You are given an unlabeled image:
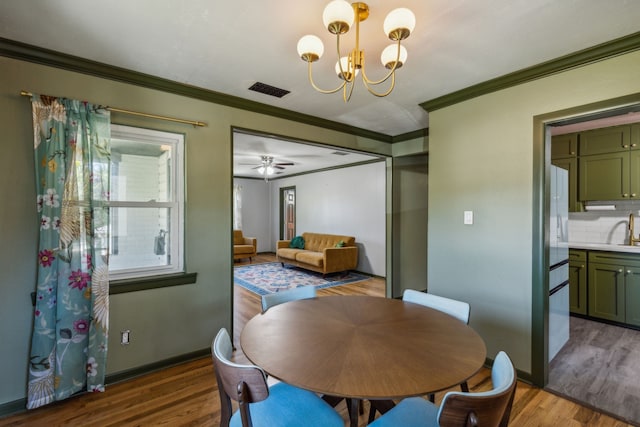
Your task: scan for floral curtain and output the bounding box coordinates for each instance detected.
[233,184,242,230]
[27,95,111,409]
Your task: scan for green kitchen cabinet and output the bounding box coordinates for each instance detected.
[579,151,628,201]
[579,125,632,156]
[578,125,640,201]
[625,266,640,327]
[551,133,580,211]
[588,260,625,322]
[587,251,640,325]
[569,250,587,315]
[551,133,578,159]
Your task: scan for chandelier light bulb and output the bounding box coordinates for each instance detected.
[335,56,359,80]
[384,8,416,40]
[381,44,408,69]
[323,0,355,34]
[297,35,324,62]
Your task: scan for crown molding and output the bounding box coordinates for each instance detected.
[391,127,429,143]
[420,31,640,113]
[0,37,393,143]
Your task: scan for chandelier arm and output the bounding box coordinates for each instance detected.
[343,79,357,102]
[336,34,355,83]
[307,60,346,94]
[361,40,401,86]
[363,71,396,97]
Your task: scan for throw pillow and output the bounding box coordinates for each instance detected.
[335,240,345,247]
[290,235,305,249]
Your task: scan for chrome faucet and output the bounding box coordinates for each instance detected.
[630,213,640,246]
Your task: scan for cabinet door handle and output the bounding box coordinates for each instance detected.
[633,144,637,148]
[624,144,630,148]
[623,193,629,197]
[619,269,623,273]
[580,265,585,269]
[571,151,576,155]
[633,194,637,197]
[628,270,632,274]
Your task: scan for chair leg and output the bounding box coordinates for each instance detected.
[428,393,435,402]
[461,380,469,392]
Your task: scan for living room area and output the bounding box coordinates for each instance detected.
[232,132,388,280]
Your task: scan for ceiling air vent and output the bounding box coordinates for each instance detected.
[248,82,290,98]
[331,151,349,156]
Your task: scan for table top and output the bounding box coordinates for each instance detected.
[240,295,486,400]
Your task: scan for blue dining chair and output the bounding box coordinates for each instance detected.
[261,286,317,312]
[403,289,470,324]
[403,289,471,396]
[211,328,344,427]
[368,351,517,427]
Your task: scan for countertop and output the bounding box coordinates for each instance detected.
[569,242,640,253]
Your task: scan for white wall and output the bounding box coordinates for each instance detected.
[246,161,388,276]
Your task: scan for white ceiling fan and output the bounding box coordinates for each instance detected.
[246,155,294,181]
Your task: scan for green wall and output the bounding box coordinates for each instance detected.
[0,56,394,407]
[427,50,640,377]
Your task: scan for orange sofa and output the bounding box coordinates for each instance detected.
[276,232,358,275]
[233,230,257,261]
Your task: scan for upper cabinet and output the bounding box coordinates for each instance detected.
[579,125,634,156]
[579,124,640,201]
[552,133,580,211]
[553,124,640,204]
[551,133,578,159]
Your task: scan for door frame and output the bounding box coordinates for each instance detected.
[531,93,640,387]
[279,186,296,240]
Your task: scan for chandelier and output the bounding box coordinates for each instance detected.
[297,1,415,102]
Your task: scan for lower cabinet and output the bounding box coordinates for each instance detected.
[569,250,587,315]
[587,251,640,326]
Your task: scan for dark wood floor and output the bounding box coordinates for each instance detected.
[0,254,633,426]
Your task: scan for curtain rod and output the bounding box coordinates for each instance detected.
[20,91,207,127]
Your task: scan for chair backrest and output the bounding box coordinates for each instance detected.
[212,328,270,427]
[437,351,517,427]
[261,286,317,312]
[402,289,470,324]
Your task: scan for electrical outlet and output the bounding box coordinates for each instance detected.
[121,330,130,345]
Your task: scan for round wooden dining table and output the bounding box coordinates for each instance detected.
[240,295,486,427]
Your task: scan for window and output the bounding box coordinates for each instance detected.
[105,125,185,280]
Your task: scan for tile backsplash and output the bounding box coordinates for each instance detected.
[570,201,640,245]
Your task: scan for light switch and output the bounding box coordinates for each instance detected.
[464,210,473,225]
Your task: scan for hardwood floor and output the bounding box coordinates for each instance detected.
[0,254,633,426]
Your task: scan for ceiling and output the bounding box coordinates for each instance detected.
[2,1,640,136]
[2,1,639,177]
[233,131,383,179]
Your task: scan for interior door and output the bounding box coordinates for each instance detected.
[281,187,296,240]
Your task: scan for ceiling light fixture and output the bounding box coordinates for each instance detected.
[258,156,276,182]
[297,1,415,102]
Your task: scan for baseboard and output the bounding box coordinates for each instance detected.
[0,348,210,419]
[105,348,210,384]
[0,398,27,419]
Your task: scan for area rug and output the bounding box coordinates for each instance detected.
[234,262,369,296]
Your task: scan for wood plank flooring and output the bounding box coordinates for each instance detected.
[548,316,640,426]
[0,254,634,426]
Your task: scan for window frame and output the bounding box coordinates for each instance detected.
[107,124,185,281]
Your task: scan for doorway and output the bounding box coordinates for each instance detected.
[535,96,640,424]
[280,186,296,240]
